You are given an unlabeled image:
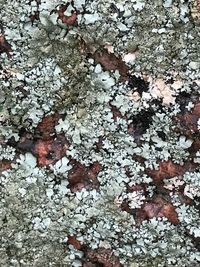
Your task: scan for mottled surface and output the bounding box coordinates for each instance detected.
[0,0,200,266]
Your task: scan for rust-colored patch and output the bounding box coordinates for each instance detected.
[67,235,81,250]
[89,161,102,175]
[119,184,179,225]
[92,49,128,79]
[34,135,69,166]
[0,159,12,171]
[0,35,12,56]
[62,11,77,25]
[35,113,61,140]
[15,115,68,167]
[161,202,179,224]
[83,248,122,267]
[141,195,179,225]
[146,160,196,184]
[67,160,101,192]
[52,4,77,26]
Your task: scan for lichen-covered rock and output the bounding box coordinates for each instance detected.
[0,0,200,266]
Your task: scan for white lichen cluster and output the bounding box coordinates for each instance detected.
[182,172,200,199]
[116,190,146,209]
[0,145,16,160]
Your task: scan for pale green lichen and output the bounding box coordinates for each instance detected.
[0,0,200,266]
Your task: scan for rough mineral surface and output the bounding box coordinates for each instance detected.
[0,0,200,266]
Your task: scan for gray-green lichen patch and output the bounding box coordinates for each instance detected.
[0,0,200,266]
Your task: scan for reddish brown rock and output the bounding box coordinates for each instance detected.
[92,49,128,78]
[0,35,12,56]
[34,135,69,167]
[83,248,122,267]
[67,235,81,250]
[141,195,179,225]
[68,160,101,192]
[35,113,61,140]
[146,160,196,184]
[0,159,12,172]
[52,4,77,26]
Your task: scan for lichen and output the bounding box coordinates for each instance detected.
[0,0,200,266]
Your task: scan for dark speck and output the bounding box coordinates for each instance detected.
[128,75,149,96]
